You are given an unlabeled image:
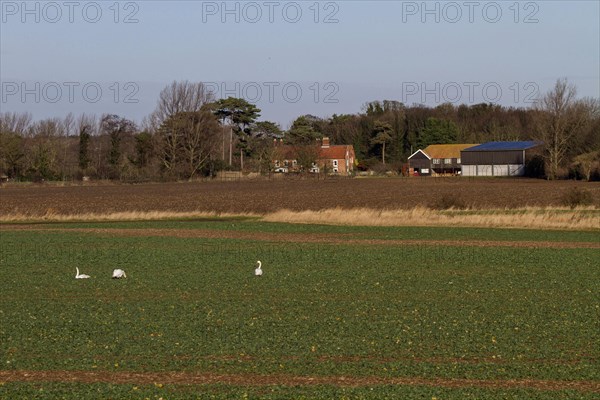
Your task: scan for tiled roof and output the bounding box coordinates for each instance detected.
[462,141,542,151]
[423,144,479,159]
[319,145,353,160]
[273,145,297,160]
[274,145,353,160]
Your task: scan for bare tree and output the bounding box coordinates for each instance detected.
[24,118,67,180]
[0,112,33,136]
[157,109,219,179]
[139,115,155,133]
[53,113,77,178]
[181,109,220,179]
[150,81,215,129]
[100,114,137,179]
[30,118,65,137]
[0,112,32,178]
[573,151,599,181]
[150,81,216,169]
[574,97,600,152]
[0,131,24,178]
[77,114,98,135]
[534,79,593,179]
[156,118,181,174]
[77,114,97,172]
[62,113,76,137]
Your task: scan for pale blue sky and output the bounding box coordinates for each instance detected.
[1,0,599,128]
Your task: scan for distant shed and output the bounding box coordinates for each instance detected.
[461,141,542,177]
[407,149,432,176]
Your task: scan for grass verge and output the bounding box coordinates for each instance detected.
[265,207,600,231]
[1,206,598,230]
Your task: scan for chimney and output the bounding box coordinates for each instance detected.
[321,137,330,148]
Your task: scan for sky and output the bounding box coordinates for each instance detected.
[1,0,599,128]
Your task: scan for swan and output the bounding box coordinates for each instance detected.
[75,267,90,279]
[254,261,263,276]
[112,269,127,279]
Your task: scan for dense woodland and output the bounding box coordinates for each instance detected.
[1,79,599,182]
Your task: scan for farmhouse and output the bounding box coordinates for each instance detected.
[272,142,297,172]
[460,141,542,177]
[273,138,356,175]
[408,144,478,176]
[316,138,356,174]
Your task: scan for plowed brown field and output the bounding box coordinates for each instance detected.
[1,178,599,216]
[1,370,598,393]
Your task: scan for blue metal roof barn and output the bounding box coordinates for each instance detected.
[461,141,543,177]
[462,141,541,152]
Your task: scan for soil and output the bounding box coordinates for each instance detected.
[1,226,598,248]
[1,179,599,216]
[0,370,598,392]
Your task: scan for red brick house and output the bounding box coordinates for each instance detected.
[273,138,356,175]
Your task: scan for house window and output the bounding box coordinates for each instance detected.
[444,158,452,164]
[333,160,339,167]
[433,159,440,164]
[457,158,461,164]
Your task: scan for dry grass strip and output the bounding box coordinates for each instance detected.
[263,207,600,231]
[0,210,258,224]
[0,207,598,231]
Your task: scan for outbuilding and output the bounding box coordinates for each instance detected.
[460,141,542,177]
[407,149,432,176]
[407,144,478,176]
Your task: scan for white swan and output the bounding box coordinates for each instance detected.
[75,267,90,279]
[112,269,127,279]
[254,261,263,276]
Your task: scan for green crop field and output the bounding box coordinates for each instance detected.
[0,219,599,399]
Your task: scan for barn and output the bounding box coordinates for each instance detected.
[407,149,432,176]
[460,141,542,177]
[407,144,478,176]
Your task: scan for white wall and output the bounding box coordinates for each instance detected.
[461,164,525,177]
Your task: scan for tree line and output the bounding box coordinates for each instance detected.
[1,79,598,182]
